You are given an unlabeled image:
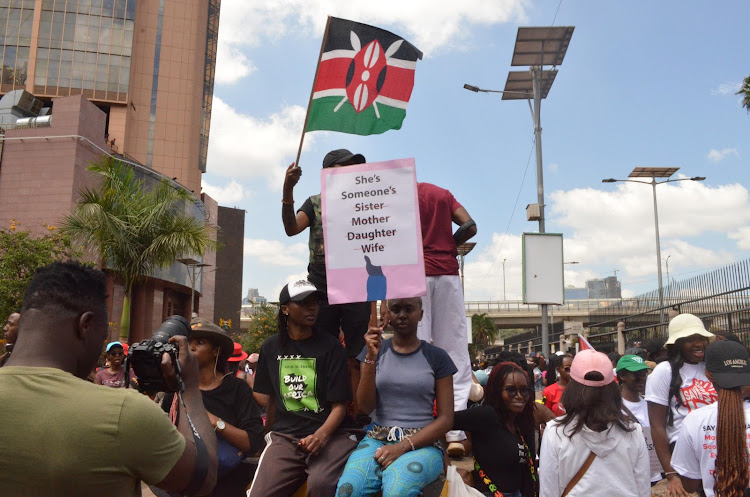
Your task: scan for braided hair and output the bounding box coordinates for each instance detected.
[666,340,687,426]
[713,387,749,497]
[277,308,291,353]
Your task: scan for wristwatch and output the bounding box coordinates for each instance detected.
[215,419,226,432]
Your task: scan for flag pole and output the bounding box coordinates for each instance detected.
[295,16,332,168]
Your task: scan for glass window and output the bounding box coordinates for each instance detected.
[102,0,114,17]
[46,54,59,86]
[15,45,28,84]
[113,0,124,19]
[0,1,10,7]
[41,0,54,10]
[6,8,20,40]
[59,58,71,85]
[18,8,32,45]
[0,9,9,36]
[125,0,135,20]
[78,0,91,15]
[2,45,16,84]
[9,0,22,8]
[71,49,83,85]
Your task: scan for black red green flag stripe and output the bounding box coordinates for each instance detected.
[305,17,423,136]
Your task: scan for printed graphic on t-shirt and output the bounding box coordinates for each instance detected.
[278,357,320,413]
[516,442,526,464]
[680,378,718,411]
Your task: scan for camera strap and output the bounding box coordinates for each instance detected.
[179,391,210,496]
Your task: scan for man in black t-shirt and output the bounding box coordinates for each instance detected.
[281,149,371,402]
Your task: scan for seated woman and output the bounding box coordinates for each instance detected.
[248,279,357,497]
[335,297,456,497]
[454,361,538,497]
[161,319,264,497]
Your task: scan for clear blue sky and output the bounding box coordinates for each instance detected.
[203,0,750,303]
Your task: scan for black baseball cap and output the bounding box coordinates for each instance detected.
[322,149,366,168]
[705,340,750,389]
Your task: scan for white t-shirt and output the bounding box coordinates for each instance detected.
[622,397,662,483]
[644,361,717,442]
[671,400,750,497]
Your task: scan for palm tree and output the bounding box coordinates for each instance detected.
[63,158,216,340]
[738,76,750,113]
[471,313,499,357]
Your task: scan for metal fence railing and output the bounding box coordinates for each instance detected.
[492,258,750,354]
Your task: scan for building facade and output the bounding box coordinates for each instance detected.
[585,276,622,299]
[0,0,220,193]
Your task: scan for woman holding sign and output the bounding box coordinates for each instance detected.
[335,297,456,497]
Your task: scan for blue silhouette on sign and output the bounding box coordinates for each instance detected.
[364,255,387,301]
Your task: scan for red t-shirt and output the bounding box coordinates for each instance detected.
[543,382,566,417]
[418,182,462,276]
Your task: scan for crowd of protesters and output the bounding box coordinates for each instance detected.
[2,149,750,497]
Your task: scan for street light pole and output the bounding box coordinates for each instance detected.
[502,258,507,300]
[650,177,665,324]
[464,25,574,358]
[602,168,705,327]
[665,255,671,288]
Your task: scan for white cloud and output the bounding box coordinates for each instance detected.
[729,227,750,250]
[215,0,527,84]
[244,238,308,267]
[215,44,256,85]
[428,180,750,302]
[206,98,313,187]
[549,162,559,173]
[220,0,527,55]
[707,148,739,162]
[201,179,247,204]
[711,81,741,96]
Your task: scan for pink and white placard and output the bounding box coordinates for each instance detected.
[321,158,426,304]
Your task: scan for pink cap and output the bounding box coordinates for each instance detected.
[570,349,615,387]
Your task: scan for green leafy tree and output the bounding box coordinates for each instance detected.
[62,158,216,341]
[469,313,499,359]
[238,305,279,354]
[0,223,82,345]
[738,76,750,113]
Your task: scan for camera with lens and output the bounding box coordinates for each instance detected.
[128,315,190,393]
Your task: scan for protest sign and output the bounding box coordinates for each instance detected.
[321,158,425,304]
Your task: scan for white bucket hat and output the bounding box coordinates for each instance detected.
[665,313,714,346]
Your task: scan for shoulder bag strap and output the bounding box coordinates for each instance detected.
[561,451,596,497]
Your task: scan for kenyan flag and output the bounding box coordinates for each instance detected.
[305,17,423,136]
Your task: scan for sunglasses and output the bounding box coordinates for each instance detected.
[504,386,532,398]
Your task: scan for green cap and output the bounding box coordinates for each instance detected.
[616,354,652,373]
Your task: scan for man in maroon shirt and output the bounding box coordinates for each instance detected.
[406,182,478,456]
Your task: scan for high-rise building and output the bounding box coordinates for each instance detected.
[0,0,237,341]
[585,276,622,299]
[0,0,220,193]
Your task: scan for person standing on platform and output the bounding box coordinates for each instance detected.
[281,149,370,408]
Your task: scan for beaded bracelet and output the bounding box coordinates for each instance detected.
[363,358,376,365]
[405,436,415,451]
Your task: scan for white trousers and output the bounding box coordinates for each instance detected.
[418,275,472,442]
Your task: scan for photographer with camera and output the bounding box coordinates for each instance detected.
[0,261,217,496]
